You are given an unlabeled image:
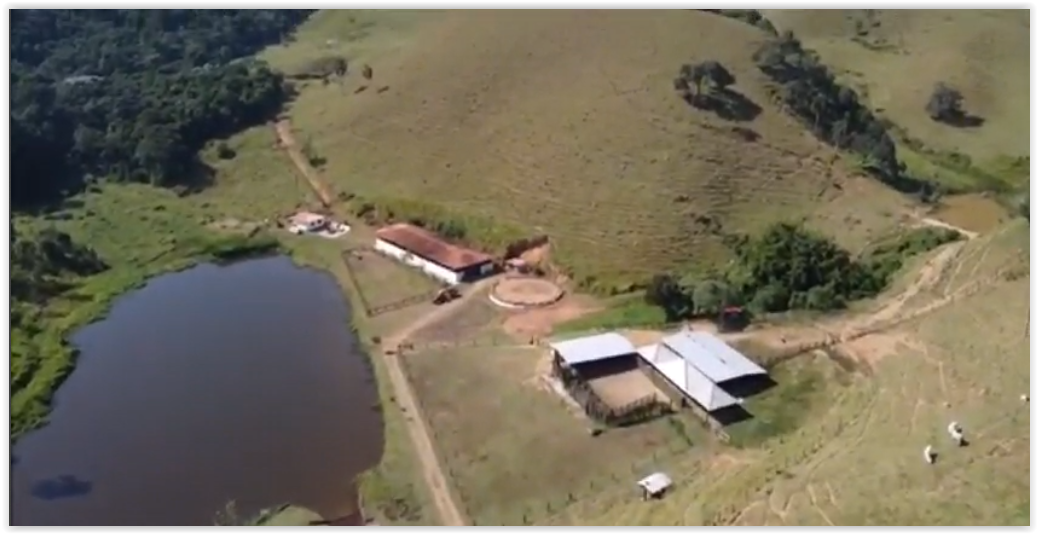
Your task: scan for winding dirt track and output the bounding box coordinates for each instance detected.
[274,120,469,526]
[275,120,336,208]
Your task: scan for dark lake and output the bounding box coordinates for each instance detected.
[11,256,383,526]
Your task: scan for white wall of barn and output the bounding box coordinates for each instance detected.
[373,238,463,286]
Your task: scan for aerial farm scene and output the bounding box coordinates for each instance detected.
[9,9,1029,526]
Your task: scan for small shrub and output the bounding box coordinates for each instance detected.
[215,142,236,160]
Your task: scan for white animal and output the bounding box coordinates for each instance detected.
[924,445,935,464]
[947,421,966,446]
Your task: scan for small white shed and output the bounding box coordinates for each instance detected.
[636,472,673,500]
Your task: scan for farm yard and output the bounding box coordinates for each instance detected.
[406,297,512,349]
[400,345,713,526]
[377,216,1029,526]
[584,363,666,412]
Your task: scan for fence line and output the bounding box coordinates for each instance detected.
[396,351,475,525]
[399,331,534,355]
[340,249,375,316]
[341,248,439,318]
[368,290,439,318]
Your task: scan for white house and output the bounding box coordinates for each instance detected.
[373,223,496,286]
[288,212,329,234]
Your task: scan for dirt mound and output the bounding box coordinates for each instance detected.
[300,10,884,286]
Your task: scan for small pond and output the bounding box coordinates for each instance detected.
[11,256,382,526]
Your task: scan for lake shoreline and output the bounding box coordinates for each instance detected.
[11,233,282,443]
[11,251,384,526]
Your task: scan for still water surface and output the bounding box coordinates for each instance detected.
[11,257,382,526]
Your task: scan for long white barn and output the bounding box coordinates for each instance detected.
[373,223,495,286]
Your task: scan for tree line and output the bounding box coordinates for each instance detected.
[11,9,314,209]
[751,32,913,187]
[644,222,960,322]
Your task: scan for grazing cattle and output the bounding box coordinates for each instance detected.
[947,421,966,446]
[362,64,373,80]
[924,445,936,464]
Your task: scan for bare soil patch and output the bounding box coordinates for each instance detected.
[931,194,1010,235]
[408,297,508,347]
[519,242,552,270]
[503,295,602,341]
[588,370,665,409]
[835,332,913,369]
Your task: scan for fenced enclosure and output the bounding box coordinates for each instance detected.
[341,247,441,317]
[554,360,672,428]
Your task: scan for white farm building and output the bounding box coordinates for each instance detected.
[637,329,770,423]
[373,223,496,286]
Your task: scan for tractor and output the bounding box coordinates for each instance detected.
[432,286,461,305]
[716,306,750,333]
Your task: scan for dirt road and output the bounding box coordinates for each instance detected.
[379,278,500,526]
[274,120,337,208]
[912,213,980,240]
[274,117,473,525]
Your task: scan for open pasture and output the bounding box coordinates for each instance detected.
[258,10,910,289]
[764,10,1029,193]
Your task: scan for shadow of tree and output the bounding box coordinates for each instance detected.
[172,158,217,196]
[939,113,986,129]
[685,88,762,123]
[31,474,93,501]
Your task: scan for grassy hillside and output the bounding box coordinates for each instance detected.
[260,10,910,291]
[763,10,1029,193]
[546,219,1030,525]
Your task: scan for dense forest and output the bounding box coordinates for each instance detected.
[10,9,314,208]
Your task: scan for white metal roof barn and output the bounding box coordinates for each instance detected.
[637,330,767,412]
[549,332,637,366]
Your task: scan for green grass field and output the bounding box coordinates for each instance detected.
[251,10,918,292]
[764,9,1029,195]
